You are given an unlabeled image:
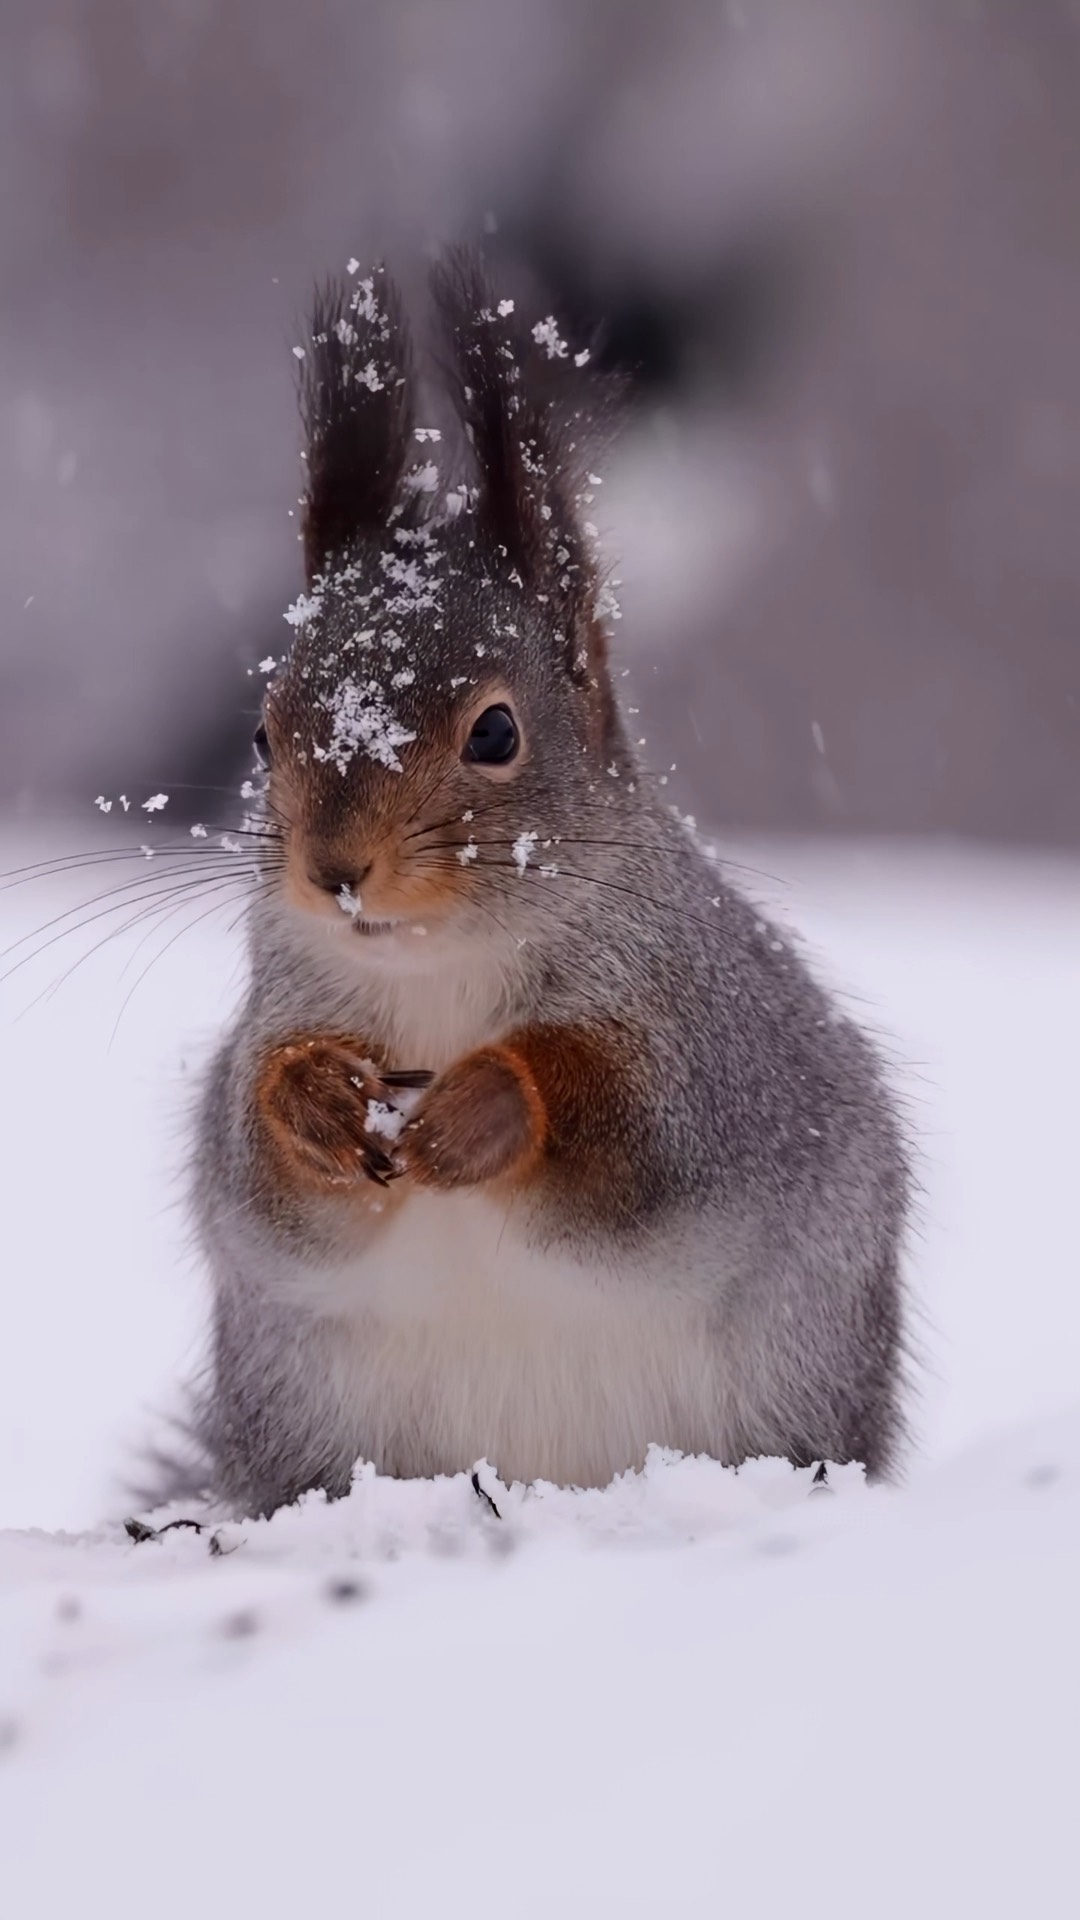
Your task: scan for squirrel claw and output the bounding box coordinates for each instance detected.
[257,1035,423,1196]
[359,1140,396,1185]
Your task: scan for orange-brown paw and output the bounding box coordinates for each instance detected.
[399,1046,547,1190]
[256,1035,432,1194]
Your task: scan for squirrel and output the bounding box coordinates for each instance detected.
[184,253,911,1519]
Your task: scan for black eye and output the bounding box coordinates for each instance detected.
[253,721,272,771]
[465,704,519,767]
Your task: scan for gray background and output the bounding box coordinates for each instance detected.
[2,0,1077,842]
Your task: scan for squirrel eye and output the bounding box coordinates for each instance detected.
[253,721,272,771]
[465,704,519,767]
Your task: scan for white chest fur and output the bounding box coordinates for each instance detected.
[294,912,523,1073]
[301,1187,729,1487]
[274,918,728,1484]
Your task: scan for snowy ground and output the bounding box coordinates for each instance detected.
[1,820,1077,1916]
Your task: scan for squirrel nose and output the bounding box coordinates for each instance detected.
[308,858,372,898]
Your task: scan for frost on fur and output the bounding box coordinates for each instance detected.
[297,267,416,585]
[266,250,617,775]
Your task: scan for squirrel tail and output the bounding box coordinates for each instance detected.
[123,1402,214,1516]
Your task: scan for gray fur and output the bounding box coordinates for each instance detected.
[180,266,911,1517]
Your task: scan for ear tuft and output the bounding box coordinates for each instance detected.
[298,268,414,583]
[430,249,612,638]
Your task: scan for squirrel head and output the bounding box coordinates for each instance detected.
[258,253,631,959]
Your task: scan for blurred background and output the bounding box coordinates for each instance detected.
[2,0,1080,1529]
[1,0,1078,841]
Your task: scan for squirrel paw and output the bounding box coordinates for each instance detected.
[399,1046,546,1190]
[257,1036,432,1192]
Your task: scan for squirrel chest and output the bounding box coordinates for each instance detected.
[298,1186,727,1488]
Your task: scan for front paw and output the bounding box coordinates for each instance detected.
[256,1035,432,1192]
[400,1046,546,1190]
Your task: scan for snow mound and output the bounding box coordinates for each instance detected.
[1,1421,1078,1918]
[0,1445,866,1592]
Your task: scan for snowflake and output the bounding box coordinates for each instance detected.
[512,830,538,874]
[532,317,568,360]
[284,592,322,631]
[314,678,416,775]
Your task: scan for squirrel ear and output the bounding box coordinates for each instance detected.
[297,268,414,584]
[431,249,609,662]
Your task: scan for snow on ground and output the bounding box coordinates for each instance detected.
[0,820,1078,1917]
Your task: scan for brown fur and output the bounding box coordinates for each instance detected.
[403,1043,548,1188]
[256,1035,401,1192]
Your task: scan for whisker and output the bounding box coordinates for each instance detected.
[404,760,459,831]
[0,858,274,968]
[106,779,293,826]
[0,835,283,893]
[411,825,783,887]
[400,796,508,845]
[168,828,283,847]
[459,891,523,951]
[538,864,739,938]
[138,780,258,796]
[454,854,737,940]
[17,877,245,1021]
[0,868,264,993]
[115,873,249,984]
[223,880,278,940]
[108,879,272,1046]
